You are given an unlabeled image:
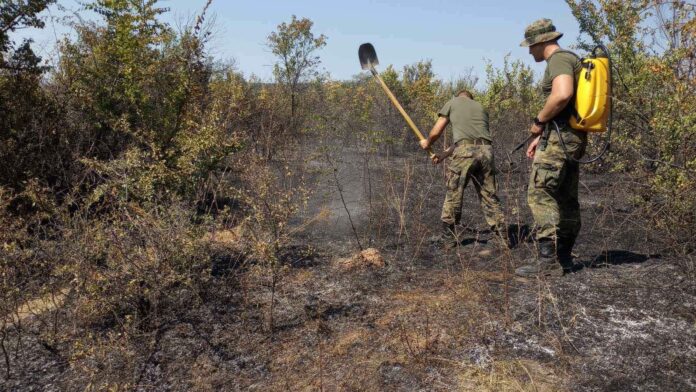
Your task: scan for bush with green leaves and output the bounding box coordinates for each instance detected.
[567,0,695,254]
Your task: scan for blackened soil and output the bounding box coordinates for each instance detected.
[3,150,695,391]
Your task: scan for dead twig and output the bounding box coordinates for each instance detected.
[325,152,363,251]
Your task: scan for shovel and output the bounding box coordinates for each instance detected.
[359,43,435,159]
[511,133,537,154]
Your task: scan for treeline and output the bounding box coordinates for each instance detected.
[0,0,693,387]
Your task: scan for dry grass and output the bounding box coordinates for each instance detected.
[248,261,566,391]
[454,359,564,391]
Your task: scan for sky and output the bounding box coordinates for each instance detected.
[14,0,584,87]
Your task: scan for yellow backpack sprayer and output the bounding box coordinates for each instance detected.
[513,44,613,163]
[570,45,612,133]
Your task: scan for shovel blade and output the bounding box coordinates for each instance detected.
[359,43,379,70]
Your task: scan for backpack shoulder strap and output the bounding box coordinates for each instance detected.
[549,49,584,125]
[549,49,583,61]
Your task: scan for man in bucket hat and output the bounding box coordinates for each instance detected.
[516,19,586,277]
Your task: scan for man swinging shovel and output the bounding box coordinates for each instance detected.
[359,43,509,249]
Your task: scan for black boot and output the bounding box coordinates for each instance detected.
[515,239,563,277]
[557,237,578,272]
[430,222,458,248]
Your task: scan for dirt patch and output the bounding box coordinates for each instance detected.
[336,248,386,270]
[6,288,70,324]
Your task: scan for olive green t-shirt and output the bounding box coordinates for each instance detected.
[541,49,582,122]
[438,97,491,143]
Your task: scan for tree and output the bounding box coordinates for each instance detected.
[267,15,326,132]
[0,0,55,72]
[49,0,241,207]
[566,0,695,254]
[0,0,61,193]
[401,60,439,147]
[480,56,538,151]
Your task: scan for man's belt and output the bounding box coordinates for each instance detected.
[455,138,492,146]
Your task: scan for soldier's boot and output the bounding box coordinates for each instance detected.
[515,240,563,277]
[557,237,578,273]
[430,223,459,249]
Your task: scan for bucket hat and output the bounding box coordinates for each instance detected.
[520,18,563,47]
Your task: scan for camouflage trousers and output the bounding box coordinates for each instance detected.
[527,125,588,243]
[441,144,505,230]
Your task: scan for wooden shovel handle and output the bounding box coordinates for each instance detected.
[370,67,436,159]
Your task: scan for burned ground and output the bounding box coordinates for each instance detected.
[3,147,695,392]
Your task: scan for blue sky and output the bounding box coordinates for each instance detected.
[15,0,583,86]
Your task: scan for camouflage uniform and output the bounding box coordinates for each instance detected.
[528,126,587,243]
[517,18,587,275]
[431,94,507,247]
[442,143,506,232]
